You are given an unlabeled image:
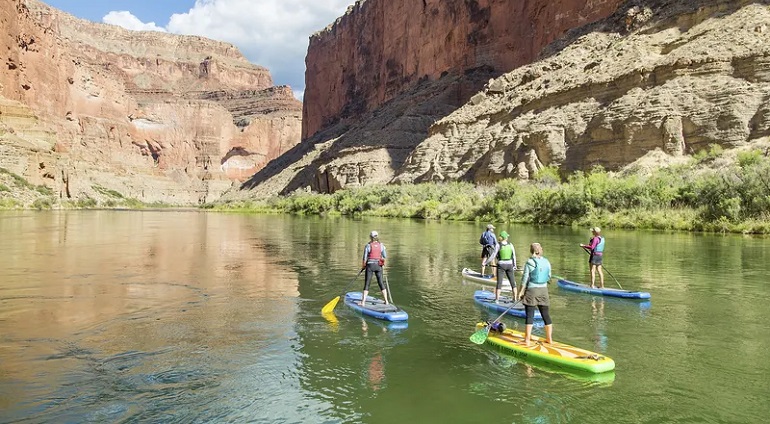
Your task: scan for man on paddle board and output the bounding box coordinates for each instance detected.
[360,230,388,307]
[580,227,605,289]
[494,231,517,303]
[519,243,553,346]
[479,224,498,276]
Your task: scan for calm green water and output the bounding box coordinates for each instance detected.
[0,211,767,423]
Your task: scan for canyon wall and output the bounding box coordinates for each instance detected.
[240,0,625,197]
[240,0,770,198]
[0,0,301,205]
[303,0,625,140]
[393,0,770,184]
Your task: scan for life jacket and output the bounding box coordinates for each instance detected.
[593,236,605,254]
[498,242,514,261]
[367,241,382,261]
[526,257,551,286]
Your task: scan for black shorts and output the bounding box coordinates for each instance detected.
[481,245,494,259]
[590,254,603,265]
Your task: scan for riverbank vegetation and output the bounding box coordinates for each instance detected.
[213,147,770,234]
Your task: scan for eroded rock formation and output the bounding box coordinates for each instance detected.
[394,0,770,184]
[241,0,624,196]
[0,0,301,205]
[241,0,770,197]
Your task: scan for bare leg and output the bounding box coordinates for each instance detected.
[481,259,486,276]
[545,324,553,344]
[360,290,368,307]
[598,265,605,288]
[590,265,596,288]
[524,324,533,346]
[381,289,389,305]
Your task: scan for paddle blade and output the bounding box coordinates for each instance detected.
[469,327,490,345]
[321,296,341,314]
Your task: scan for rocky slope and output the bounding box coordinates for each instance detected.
[394,0,770,183]
[240,0,770,197]
[0,0,301,205]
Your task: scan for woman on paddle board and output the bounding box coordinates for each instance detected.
[519,243,553,346]
[494,231,517,303]
[580,227,605,289]
[360,230,388,307]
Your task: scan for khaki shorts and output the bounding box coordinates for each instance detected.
[522,286,550,307]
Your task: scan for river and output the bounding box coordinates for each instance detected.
[0,211,767,423]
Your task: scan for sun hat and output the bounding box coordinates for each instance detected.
[370,230,378,238]
[500,231,509,239]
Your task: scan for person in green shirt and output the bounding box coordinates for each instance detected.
[494,231,517,303]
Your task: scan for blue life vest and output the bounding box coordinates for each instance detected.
[526,257,551,286]
[593,236,605,254]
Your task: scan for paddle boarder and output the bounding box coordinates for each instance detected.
[479,224,498,276]
[519,243,553,346]
[360,230,388,307]
[580,227,605,289]
[494,231,517,303]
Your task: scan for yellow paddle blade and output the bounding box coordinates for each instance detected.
[322,312,339,331]
[321,296,341,314]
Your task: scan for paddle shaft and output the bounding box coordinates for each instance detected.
[492,298,522,324]
[383,268,394,304]
[580,247,623,289]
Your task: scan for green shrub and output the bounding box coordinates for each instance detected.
[32,197,54,210]
[0,184,10,192]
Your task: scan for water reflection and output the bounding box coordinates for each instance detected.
[2,212,770,423]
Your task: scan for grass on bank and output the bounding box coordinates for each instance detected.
[212,148,770,234]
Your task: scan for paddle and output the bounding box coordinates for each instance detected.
[383,269,394,305]
[470,298,521,345]
[580,247,623,290]
[321,268,364,314]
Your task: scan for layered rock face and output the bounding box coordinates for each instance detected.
[242,0,770,197]
[0,0,301,205]
[242,0,624,196]
[394,0,770,184]
[303,0,625,140]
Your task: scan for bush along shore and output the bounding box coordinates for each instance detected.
[211,147,770,235]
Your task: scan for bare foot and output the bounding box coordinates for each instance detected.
[358,301,365,307]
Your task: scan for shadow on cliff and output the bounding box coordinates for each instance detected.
[240,68,498,195]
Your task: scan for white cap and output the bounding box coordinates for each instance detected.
[370,230,378,238]
[487,224,495,230]
[591,227,601,233]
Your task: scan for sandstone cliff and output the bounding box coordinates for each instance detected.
[0,0,301,205]
[241,0,770,197]
[394,0,770,183]
[241,0,624,196]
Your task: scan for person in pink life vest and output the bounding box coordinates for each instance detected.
[360,230,388,306]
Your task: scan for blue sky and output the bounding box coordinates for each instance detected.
[44,0,354,99]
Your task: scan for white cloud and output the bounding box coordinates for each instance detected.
[103,0,353,99]
[102,11,167,32]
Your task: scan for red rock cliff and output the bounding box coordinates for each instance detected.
[303,0,624,140]
[0,0,302,205]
